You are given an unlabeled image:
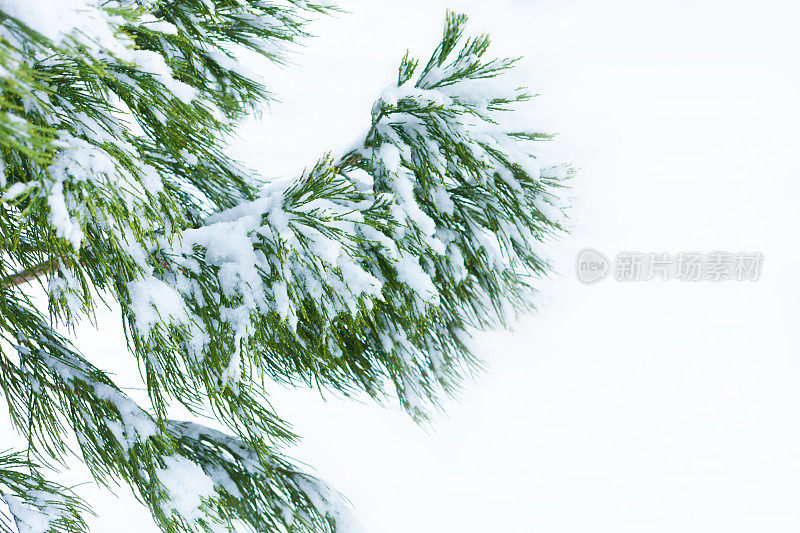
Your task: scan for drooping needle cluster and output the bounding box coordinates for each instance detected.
[0,2,568,531]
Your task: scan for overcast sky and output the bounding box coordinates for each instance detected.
[19,1,800,531]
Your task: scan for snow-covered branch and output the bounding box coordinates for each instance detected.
[0,3,568,530]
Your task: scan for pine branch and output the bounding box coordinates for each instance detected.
[0,451,91,533]
[0,3,569,531]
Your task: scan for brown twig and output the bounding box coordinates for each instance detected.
[2,260,58,287]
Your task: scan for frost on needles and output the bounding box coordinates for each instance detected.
[0,1,569,531]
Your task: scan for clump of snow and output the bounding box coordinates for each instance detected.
[93,383,158,450]
[0,0,108,45]
[2,493,53,533]
[139,164,164,195]
[1,181,34,200]
[128,277,192,337]
[157,455,216,523]
[46,180,84,250]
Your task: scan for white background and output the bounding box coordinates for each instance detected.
[12,1,800,531]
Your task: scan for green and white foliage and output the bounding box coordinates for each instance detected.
[0,452,89,533]
[0,0,569,530]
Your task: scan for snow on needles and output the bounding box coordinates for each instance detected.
[128,171,389,384]
[0,0,110,45]
[3,492,66,533]
[156,456,216,524]
[123,15,568,409]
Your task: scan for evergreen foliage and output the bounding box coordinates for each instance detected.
[0,1,569,530]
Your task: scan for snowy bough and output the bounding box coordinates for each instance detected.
[0,1,569,531]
